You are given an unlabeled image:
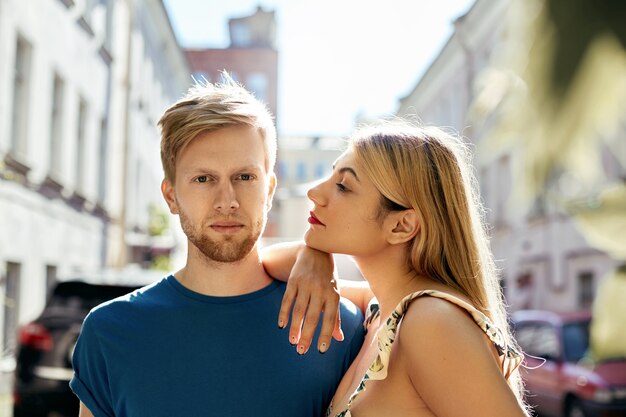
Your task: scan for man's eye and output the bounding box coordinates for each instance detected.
[238,174,253,181]
[195,176,208,183]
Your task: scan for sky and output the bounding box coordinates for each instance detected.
[162,0,476,136]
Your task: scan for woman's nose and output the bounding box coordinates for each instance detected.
[307,181,325,206]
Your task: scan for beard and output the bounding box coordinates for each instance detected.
[178,210,265,263]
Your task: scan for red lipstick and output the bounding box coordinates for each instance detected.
[308,211,325,226]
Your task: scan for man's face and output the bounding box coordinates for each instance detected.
[162,125,276,263]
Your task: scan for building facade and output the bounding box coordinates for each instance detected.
[396,0,621,312]
[0,0,190,357]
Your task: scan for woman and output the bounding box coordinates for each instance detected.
[263,121,530,416]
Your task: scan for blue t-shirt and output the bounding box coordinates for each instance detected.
[70,276,364,417]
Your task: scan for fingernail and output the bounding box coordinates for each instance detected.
[278,319,284,329]
[290,336,297,345]
[319,343,327,354]
[298,345,305,355]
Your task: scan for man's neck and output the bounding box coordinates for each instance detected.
[174,245,273,296]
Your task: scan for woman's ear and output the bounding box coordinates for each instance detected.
[385,209,420,245]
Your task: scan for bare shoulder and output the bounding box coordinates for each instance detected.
[397,294,495,360]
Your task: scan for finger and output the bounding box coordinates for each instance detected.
[317,300,338,353]
[297,297,324,355]
[278,281,297,329]
[332,306,344,342]
[289,292,310,347]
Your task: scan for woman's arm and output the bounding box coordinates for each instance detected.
[261,241,372,354]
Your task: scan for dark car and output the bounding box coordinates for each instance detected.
[512,310,626,417]
[13,270,163,417]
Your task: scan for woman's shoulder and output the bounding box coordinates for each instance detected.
[396,290,496,358]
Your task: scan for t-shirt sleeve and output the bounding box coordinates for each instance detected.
[69,312,115,417]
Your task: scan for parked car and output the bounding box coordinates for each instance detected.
[13,269,164,417]
[512,310,626,417]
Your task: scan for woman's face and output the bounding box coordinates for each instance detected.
[304,149,390,257]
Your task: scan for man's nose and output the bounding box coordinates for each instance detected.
[214,181,239,211]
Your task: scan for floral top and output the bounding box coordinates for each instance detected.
[326,290,523,417]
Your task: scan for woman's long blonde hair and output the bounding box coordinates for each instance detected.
[350,120,527,408]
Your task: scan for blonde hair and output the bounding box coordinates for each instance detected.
[158,74,277,181]
[350,120,527,408]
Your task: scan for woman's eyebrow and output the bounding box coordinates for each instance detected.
[332,164,360,182]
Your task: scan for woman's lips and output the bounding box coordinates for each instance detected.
[307,212,325,226]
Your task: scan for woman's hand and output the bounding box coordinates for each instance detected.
[278,245,344,355]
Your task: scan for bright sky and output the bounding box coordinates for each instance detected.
[162,0,476,136]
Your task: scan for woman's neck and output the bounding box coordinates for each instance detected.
[354,247,434,320]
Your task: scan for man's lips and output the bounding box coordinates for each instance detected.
[210,222,244,233]
[307,212,325,226]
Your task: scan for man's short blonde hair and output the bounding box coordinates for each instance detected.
[158,74,277,181]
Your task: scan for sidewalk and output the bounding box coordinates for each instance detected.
[0,358,14,417]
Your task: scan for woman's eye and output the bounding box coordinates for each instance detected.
[336,183,348,192]
[196,176,208,183]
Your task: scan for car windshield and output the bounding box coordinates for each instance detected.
[562,320,590,362]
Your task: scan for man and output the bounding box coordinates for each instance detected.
[70,76,365,417]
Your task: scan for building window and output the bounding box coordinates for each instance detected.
[577,271,594,309]
[46,265,57,294]
[495,155,510,225]
[97,118,108,202]
[297,161,307,181]
[315,162,325,179]
[11,35,33,159]
[192,71,210,84]
[246,73,268,102]
[49,74,65,177]
[278,161,288,181]
[75,99,88,194]
[3,262,21,355]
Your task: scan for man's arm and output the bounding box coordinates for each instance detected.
[79,402,95,417]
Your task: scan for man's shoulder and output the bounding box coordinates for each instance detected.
[87,276,169,320]
[338,296,365,331]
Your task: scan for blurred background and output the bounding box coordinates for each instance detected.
[0,0,625,416]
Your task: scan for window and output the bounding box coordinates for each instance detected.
[515,323,559,361]
[315,162,326,179]
[562,321,590,362]
[495,155,511,224]
[46,265,57,295]
[11,35,33,158]
[278,161,288,181]
[97,118,108,202]
[3,262,21,355]
[246,73,268,102]
[75,99,88,193]
[297,161,307,181]
[49,74,65,177]
[577,271,594,309]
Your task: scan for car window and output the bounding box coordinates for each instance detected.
[562,320,590,362]
[515,323,560,361]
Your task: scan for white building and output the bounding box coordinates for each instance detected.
[0,0,190,357]
[396,0,620,312]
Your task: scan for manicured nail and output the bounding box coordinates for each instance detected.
[290,336,297,345]
[298,345,305,355]
[278,319,284,329]
[319,343,327,354]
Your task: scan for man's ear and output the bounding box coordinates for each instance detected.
[266,172,277,211]
[385,209,420,245]
[161,179,179,214]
